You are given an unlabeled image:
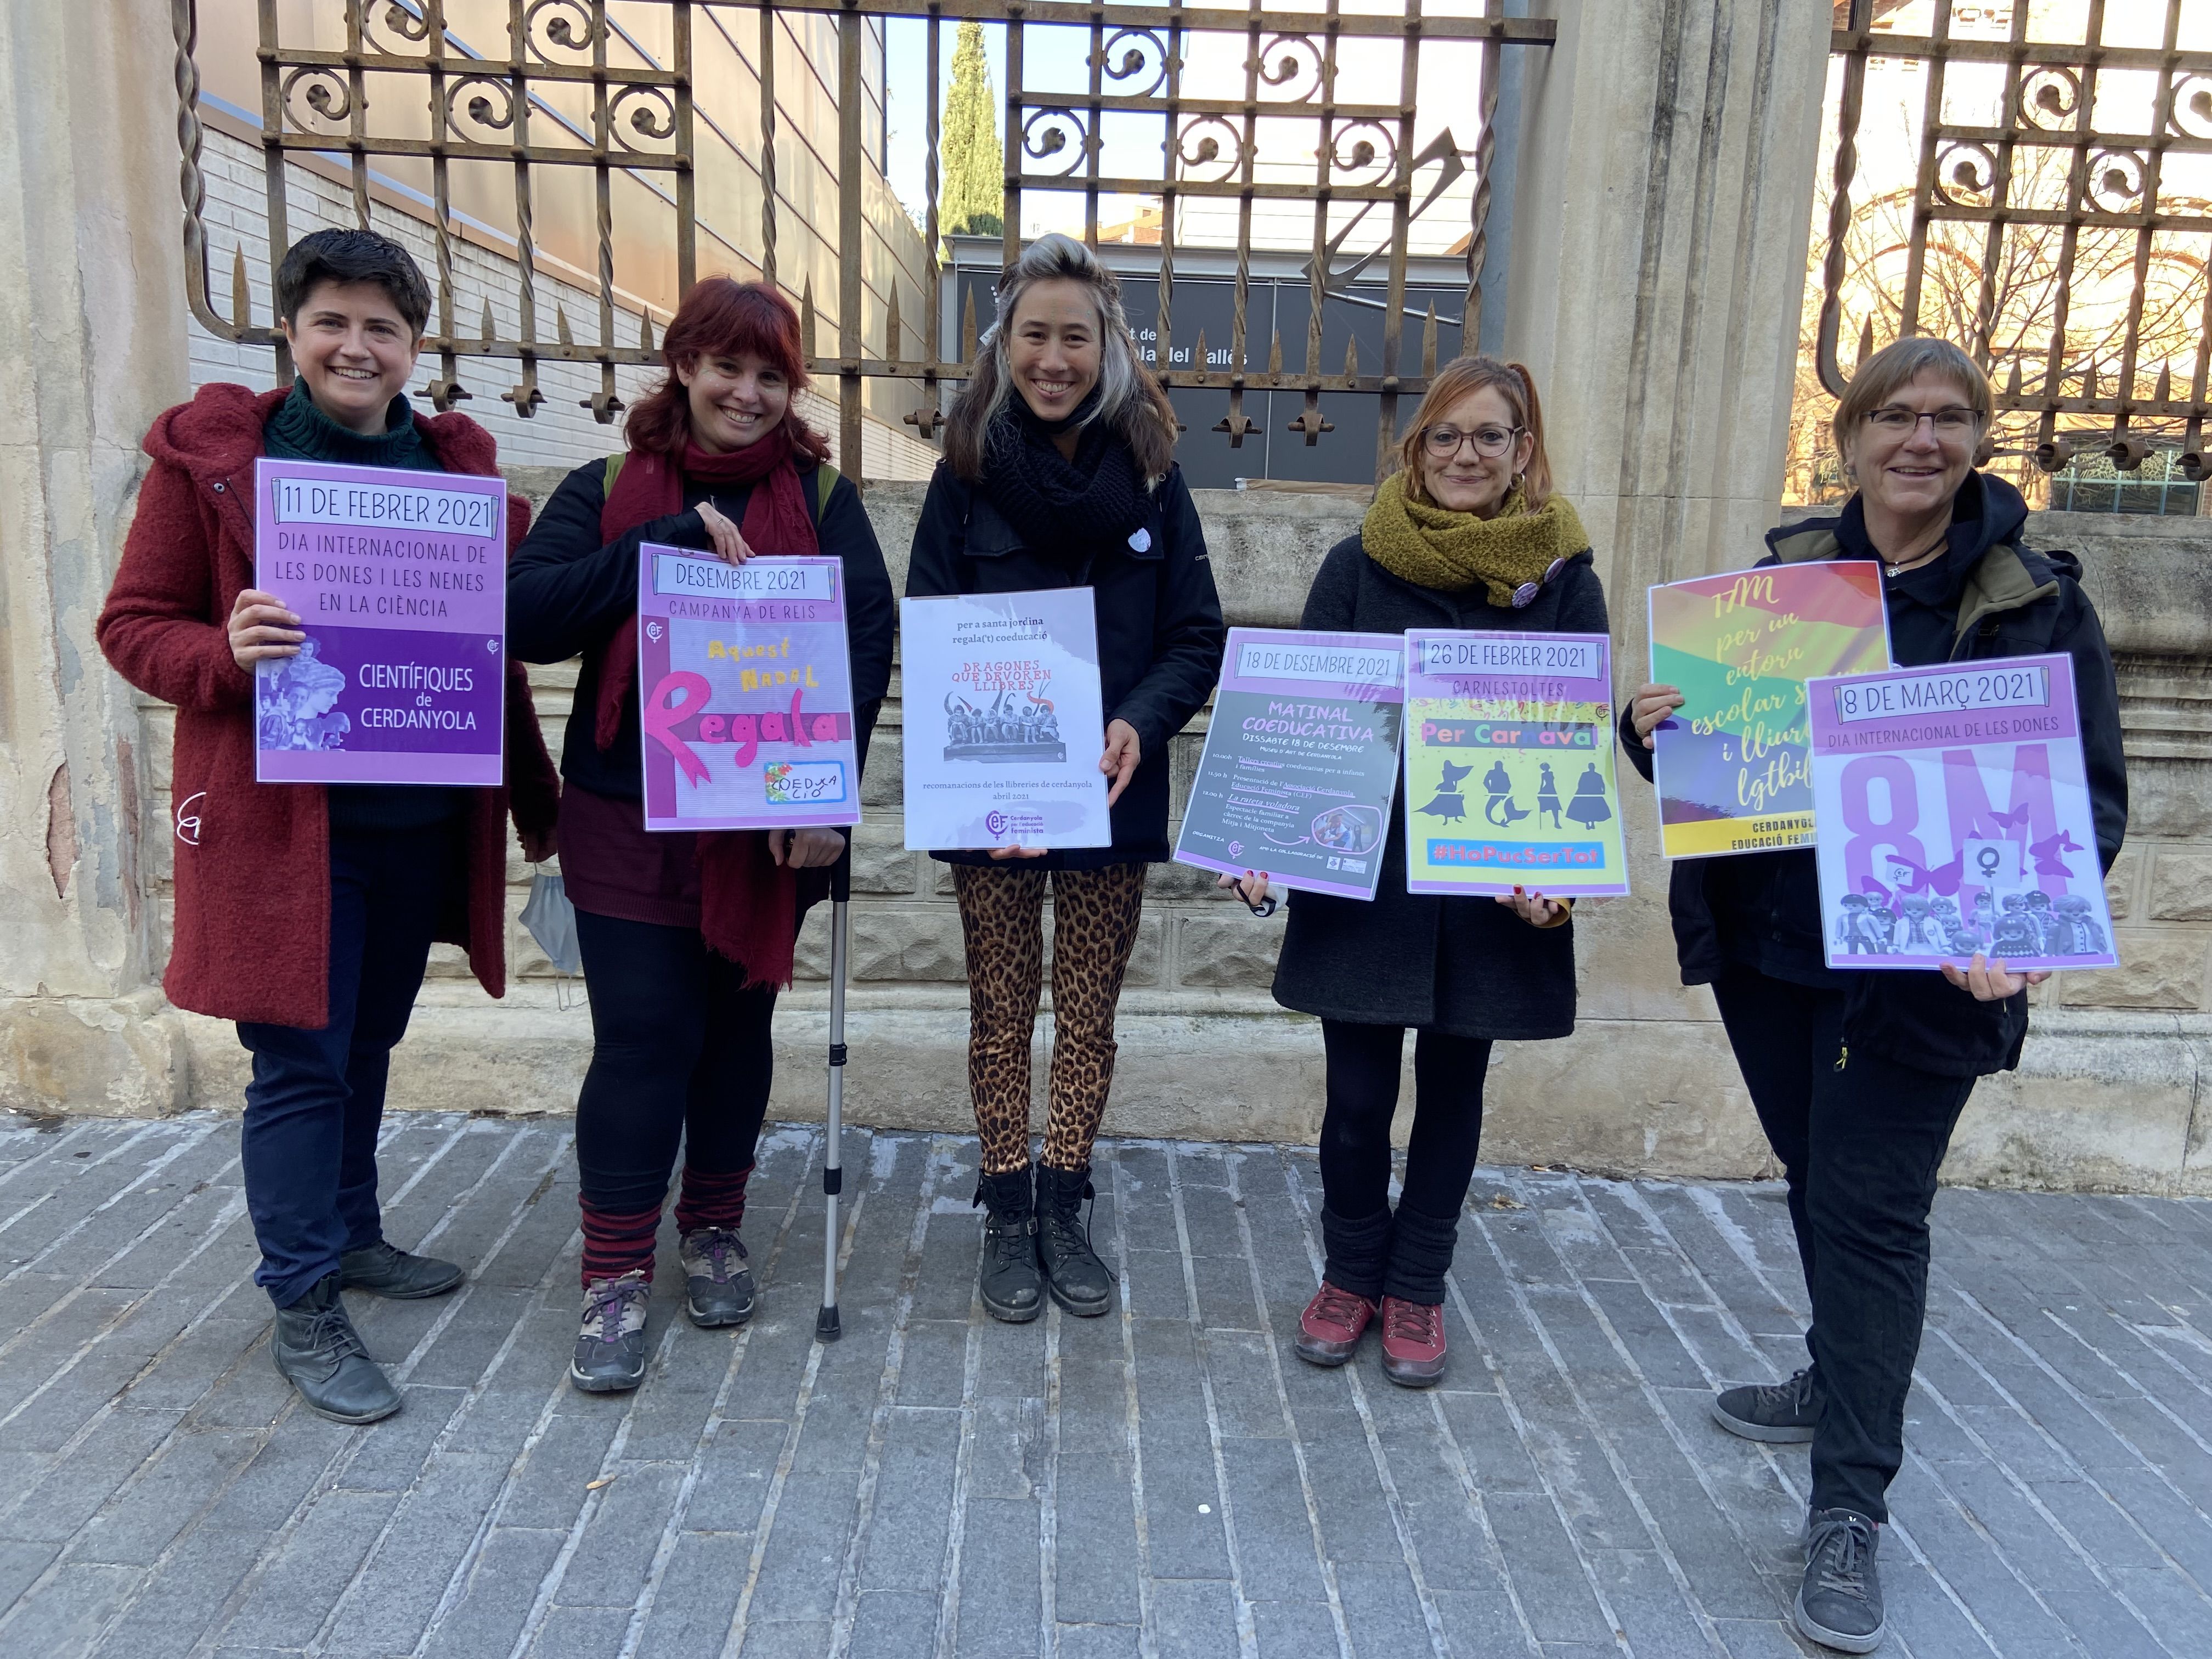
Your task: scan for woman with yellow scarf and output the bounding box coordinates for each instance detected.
[1228,356,1607,1387]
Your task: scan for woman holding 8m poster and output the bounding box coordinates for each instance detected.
[1621,337,2125,1656]
[1229,356,1607,1391]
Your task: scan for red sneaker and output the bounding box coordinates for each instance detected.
[1295,1281,1377,1367]
[1379,1295,1447,1387]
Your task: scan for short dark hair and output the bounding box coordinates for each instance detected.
[274,228,432,337]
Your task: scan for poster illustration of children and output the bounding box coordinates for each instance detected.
[257,637,351,752]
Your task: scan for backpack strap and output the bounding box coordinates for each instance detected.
[602,452,626,498]
[814,461,840,518]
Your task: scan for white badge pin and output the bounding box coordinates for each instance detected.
[1128,527,1152,552]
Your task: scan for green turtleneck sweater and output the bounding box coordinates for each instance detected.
[262,379,463,833]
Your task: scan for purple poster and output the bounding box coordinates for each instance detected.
[1807,652,2118,972]
[636,546,860,832]
[252,458,507,786]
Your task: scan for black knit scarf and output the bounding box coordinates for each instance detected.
[980,387,1150,569]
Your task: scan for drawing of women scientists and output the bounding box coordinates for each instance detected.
[258,637,351,752]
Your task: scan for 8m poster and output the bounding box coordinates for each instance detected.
[1173,628,1403,900]
[635,548,860,831]
[252,457,507,785]
[1403,630,1628,897]
[1807,653,2117,972]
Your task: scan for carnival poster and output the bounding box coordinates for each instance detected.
[1403,630,1629,897]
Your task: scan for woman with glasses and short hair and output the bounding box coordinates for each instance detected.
[1224,356,1605,1389]
[1620,336,2125,1655]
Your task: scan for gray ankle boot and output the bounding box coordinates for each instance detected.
[270,1273,402,1424]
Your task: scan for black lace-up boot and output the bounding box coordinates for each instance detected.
[974,1167,1044,1323]
[1035,1163,1113,1318]
[270,1273,402,1424]
[1797,1508,1884,1652]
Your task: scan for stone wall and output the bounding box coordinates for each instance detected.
[129,481,2212,1194]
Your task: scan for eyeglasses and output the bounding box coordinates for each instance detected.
[1864,405,1980,439]
[1422,424,1523,459]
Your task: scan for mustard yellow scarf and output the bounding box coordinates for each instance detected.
[1362,471,1589,607]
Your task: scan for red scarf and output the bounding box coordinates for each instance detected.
[596,428,820,985]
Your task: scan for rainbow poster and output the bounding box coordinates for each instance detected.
[1646,561,1889,859]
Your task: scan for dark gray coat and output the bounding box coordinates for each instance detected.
[1269,534,1610,1039]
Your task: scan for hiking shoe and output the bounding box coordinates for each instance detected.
[1379,1295,1447,1387]
[1295,1282,1377,1367]
[975,1167,1043,1323]
[1713,1366,1821,1443]
[1797,1508,1885,1652]
[1036,1163,1114,1318]
[340,1239,465,1300]
[271,1273,402,1424]
[679,1227,755,1328]
[571,1271,651,1393]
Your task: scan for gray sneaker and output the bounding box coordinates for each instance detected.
[571,1271,651,1393]
[1712,1365,1821,1443]
[679,1227,755,1328]
[1797,1508,1884,1652]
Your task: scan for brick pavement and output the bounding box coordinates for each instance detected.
[1,1108,2209,1657]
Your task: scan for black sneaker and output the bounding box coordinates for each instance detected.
[1035,1163,1113,1318]
[974,1168,1043,1323]
[571,1271,651,1393]
[1797,1508,1885,1653]
[1712,1365,1821,1443]
[340,1239,465,1299]
[271,1273,402,1425]
[679,1227,755,1328]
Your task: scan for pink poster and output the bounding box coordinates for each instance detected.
[636,545,860,832]
[252,458,507,785]
[1807,652,2117,972]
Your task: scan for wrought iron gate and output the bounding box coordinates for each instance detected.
[171,0,1553,482]
[1821,0,2212,478]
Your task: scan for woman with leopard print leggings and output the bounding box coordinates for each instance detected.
[907,235,1224,1322]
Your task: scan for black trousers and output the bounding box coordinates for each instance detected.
[1316,1020,1493,1305]
[573,908,776,1213]
[1711,967,1977,1523]
[236,826,453,1307]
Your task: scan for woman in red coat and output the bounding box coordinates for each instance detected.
[97,229,559,1426]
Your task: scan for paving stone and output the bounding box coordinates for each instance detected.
[2,1114,2207,1659]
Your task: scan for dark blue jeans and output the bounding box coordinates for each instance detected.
[235,826,456,1307]
[1712,967,1977,1523]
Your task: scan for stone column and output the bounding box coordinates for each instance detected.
[1485,0,1835,1170]
[0,1,195,1111]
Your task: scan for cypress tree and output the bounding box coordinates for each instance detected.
[941,21,1004,239]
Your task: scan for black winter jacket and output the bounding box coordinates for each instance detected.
[905,459,1226,869]
[1618,471,2126,1078]
[1271,534,1609,1039]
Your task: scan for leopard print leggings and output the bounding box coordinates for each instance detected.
[953,862,1147,1175]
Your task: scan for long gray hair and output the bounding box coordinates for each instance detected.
[943,233,1179,484]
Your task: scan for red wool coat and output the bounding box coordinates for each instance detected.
[97,382,562,1029]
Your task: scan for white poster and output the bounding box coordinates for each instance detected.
[900,588,1112,851]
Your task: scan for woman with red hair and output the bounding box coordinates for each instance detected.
[510,278,894,1393]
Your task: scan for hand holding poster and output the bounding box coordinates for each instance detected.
[1647,561,1889,857]
[900,589,1111,851]
[1173,628,1403,901]
[635,547,860,831]
[253,458,508,785]
[1807,652,2117,972]
[1403,631,1628,897]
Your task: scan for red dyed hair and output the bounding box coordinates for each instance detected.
[623,276,831,463]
